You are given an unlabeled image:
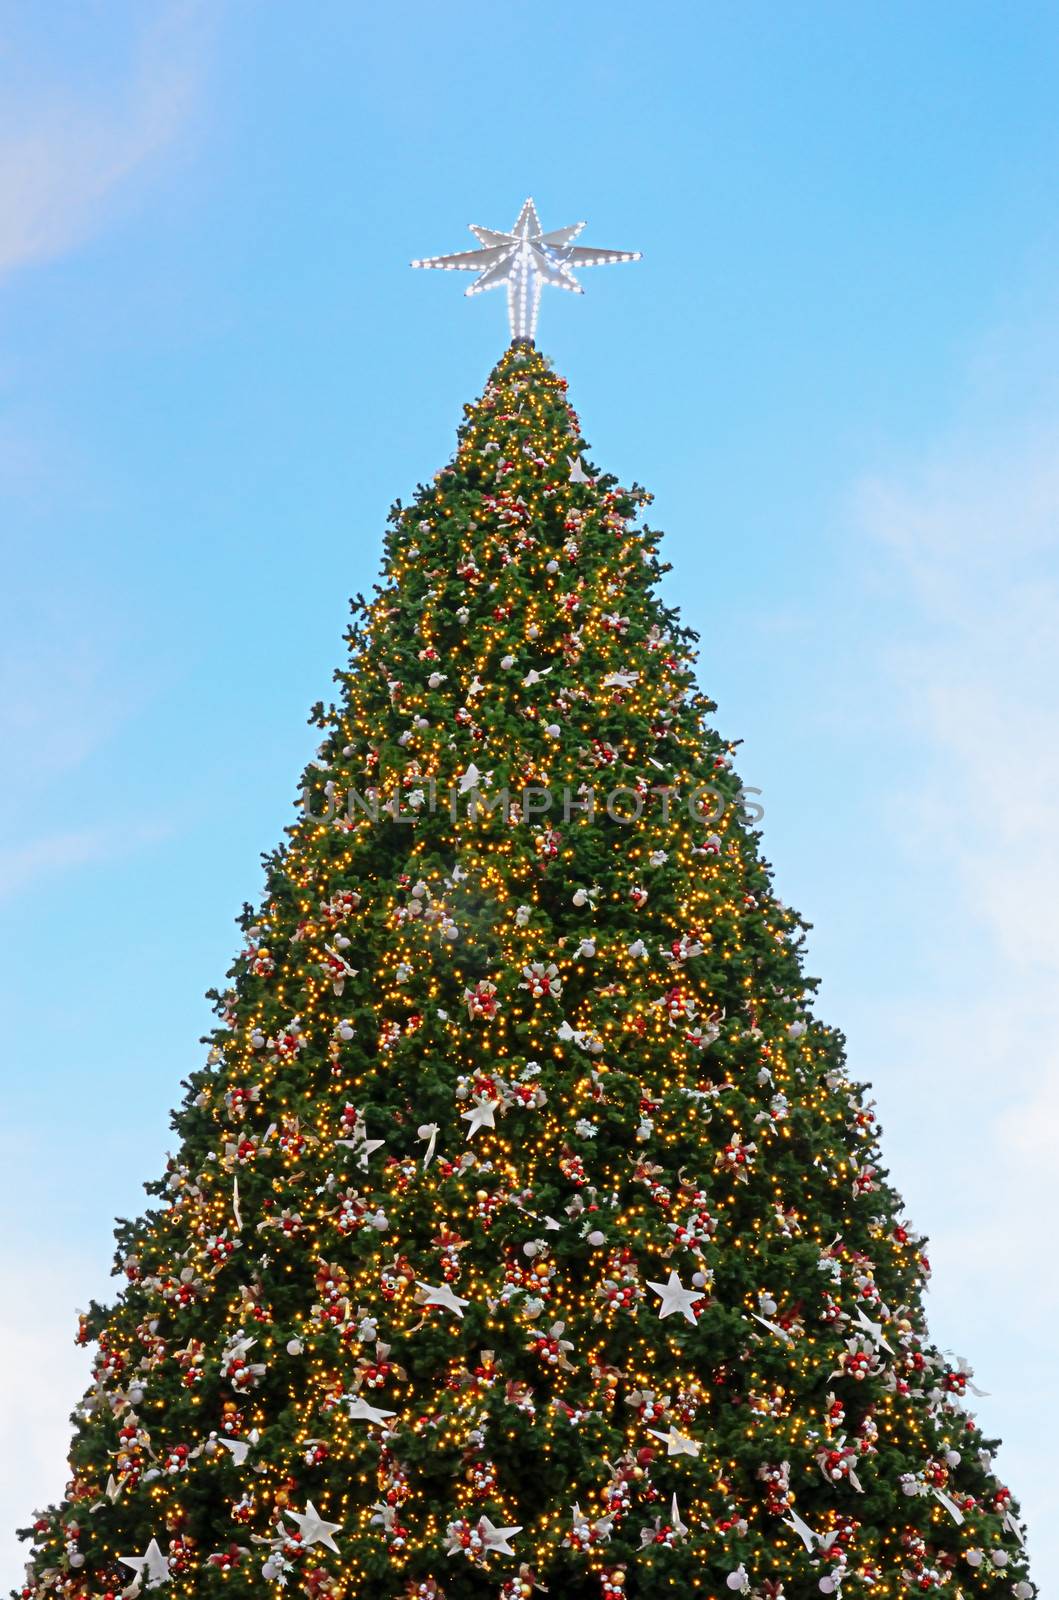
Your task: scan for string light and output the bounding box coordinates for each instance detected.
[16,346,1033,1600]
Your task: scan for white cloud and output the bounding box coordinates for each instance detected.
[0,1248,94,1587]
[0,7,206,897]
[0,622,132,783]
[0,3,203,278]
[859,428,1059,985]
[0,603,170,899]
[853,416,1059,1581]
[0,821,173,901]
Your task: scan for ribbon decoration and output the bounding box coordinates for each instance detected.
[749,1310,793,1342]
[417,1123,440,1167]
[933,1487,965,1525]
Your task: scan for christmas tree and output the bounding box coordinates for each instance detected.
[17,215,1033,1600]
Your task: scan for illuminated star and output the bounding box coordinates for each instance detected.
[646,1269,703,1325]
[417,1280,470,1318]
[461,1096,499,1139]
[285,1501,342,1554]
[478,1515,523,1557]
[412,198,641,342]
[647,1425,701,1458]
[346,1395,397,1427]
[119,1540,171,1588]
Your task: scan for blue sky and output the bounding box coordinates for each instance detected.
[3,0,1059,1586]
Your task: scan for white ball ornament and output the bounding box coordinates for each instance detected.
[588,1230,605,1247]
[965,1550,983,1568]
[545,723,561,738]
[692,1271,708,1288]
[991,1551,1009,1568]
[1014,1585,1034,1599]
[286,1339,303,1356]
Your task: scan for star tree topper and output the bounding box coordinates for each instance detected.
[411,198,641,343]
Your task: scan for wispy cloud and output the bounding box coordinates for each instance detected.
[0,821,172,901]
[0,1246,93,1583]
[854,411,1059,1578]
[859,426,1059,979]
[0,600,156,898]
[0,618,133,782]
[0,3,204,279]
[0,6,208,898]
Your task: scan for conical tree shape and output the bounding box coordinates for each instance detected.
[18,346,1033,1600]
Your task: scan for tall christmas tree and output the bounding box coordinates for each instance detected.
[17,204,1033,1600]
